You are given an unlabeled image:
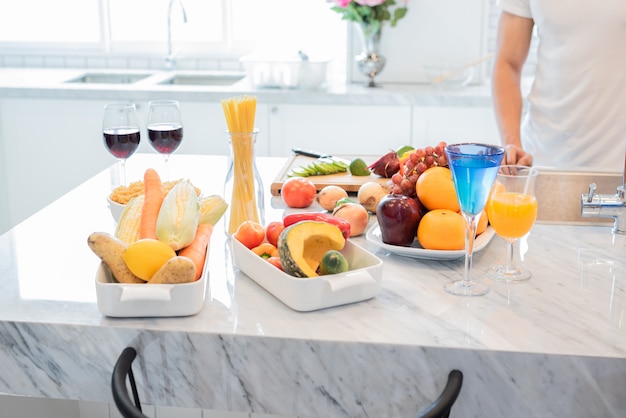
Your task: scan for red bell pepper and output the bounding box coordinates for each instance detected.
[282,212,351,239]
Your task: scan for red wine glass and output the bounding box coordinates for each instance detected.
[102,103,141,186]
[147,100,183,180]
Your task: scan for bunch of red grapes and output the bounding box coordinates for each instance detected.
[390,141,449,197]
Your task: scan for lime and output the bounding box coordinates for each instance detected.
[396,145,414,157]
[319,250,350,275]
[349,158,370,176]
[336,197,356,206]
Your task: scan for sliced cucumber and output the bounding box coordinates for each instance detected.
[287,159,349,177]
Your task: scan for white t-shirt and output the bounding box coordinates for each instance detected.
[499,0,626,172]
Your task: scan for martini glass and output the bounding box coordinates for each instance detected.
[444,143,505,296]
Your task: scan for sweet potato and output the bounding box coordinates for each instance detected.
[87,232,144,283]
[148,256,196,284]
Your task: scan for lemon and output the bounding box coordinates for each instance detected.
[122,239,176,281]
[349,158,370,176]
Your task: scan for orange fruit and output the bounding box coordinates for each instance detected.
[486,180,506,221]
[476,209,488,235]
[417,209,465,250]
[416,166,460,212]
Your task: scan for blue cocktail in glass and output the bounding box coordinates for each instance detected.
[445,143,505,296]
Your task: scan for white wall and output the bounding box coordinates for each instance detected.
[0,104,9,234]
[349,0,491,85]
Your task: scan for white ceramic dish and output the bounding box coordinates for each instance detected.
[107,196,125,223]
[240,53,328,90]
[366,224,495,260]
[232,238,383,312]
[95,250,209,318]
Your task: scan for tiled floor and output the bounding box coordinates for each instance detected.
[0,396,298,418]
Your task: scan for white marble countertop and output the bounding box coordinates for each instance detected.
[1,154,625,417]
[0,67,496,107]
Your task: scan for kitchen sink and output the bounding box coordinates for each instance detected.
[63,70,246,87]
[66,72,154,84]
[158,72,246,86]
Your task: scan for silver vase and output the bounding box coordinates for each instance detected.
[355,22,386,87]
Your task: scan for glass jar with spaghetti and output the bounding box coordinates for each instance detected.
[221,95,265,235]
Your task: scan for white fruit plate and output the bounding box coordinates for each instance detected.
[231,238,383,312]
[95,245,209,318]
[366,224,495,261]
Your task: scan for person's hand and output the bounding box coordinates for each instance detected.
[504,144,533,166]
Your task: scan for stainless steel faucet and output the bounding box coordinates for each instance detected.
[580,153,626,234]
[165,0,188,70]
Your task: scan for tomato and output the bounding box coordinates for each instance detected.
[265,221,286,246]
[233,220,265,249]
[281,177,317,208]
[267,256,283,271]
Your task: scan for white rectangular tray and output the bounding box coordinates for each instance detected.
[232,238,383,312]
[95,253,209,318]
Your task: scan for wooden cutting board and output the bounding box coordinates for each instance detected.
[270,154,391,196]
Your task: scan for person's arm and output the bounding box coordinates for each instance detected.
[492,11,535,166]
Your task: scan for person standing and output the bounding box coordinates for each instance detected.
[492,0,626,171]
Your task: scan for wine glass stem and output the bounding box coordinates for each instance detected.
[463,213,478,285]
[163,155,170,181]
[505,240,515,269]
[119,159,127,186]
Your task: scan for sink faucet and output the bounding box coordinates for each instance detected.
[580,152,626,234]
[165,0,188,70]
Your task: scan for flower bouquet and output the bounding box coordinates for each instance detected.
[329,0,408,35]
[328,0,408,86]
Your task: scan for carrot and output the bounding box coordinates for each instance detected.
[178,223,213,281]
[139,168,165,240]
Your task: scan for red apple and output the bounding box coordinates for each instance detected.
[376,194,422,246]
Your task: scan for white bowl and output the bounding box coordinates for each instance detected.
[107,196,125,223]
[232,238,383,312]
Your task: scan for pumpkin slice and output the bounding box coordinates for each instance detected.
[277,221,346,278]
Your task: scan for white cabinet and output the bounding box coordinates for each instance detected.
[0,96,495,235]
[0,97,114,232]
[175,102,270,157]
[412,106,500,148]
[0,98,268,233]
[267,103,412,157]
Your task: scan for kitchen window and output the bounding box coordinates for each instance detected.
[0,0,345,59]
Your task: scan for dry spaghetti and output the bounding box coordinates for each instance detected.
[221,95,261,234]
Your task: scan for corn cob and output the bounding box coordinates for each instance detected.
[199,195,228,225]
[114,195,144,244]
[156,180,200,251]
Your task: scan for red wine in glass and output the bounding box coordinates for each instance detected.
[147,123,183,155]
[102,103,141,186]
[147,100,184,180]
[103,127,141,159]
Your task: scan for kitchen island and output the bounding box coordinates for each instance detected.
[1,154,625,418]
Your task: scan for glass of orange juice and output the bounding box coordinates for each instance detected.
[486,165,539,281]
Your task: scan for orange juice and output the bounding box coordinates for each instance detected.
[487,192,538,239]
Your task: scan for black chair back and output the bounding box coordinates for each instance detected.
[111,347,150,418]
[416,369,464,418]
